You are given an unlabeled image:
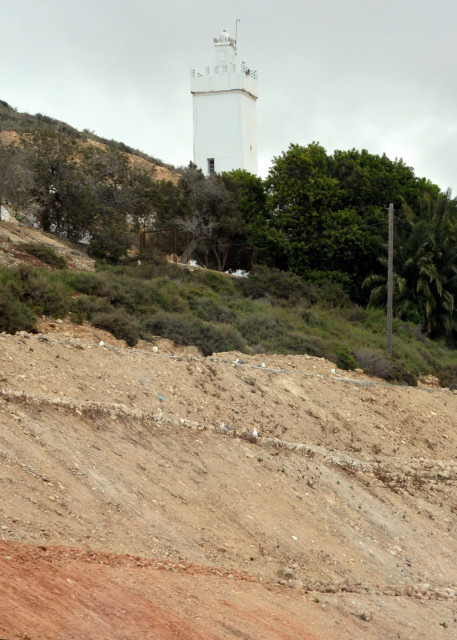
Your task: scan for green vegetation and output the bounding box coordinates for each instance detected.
[3,101,457,363]
[19,242,67,269]
[1,259,457,386]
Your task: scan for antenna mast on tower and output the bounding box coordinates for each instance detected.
[235,18,240,56]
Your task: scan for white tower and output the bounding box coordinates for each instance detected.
[191,29,258,175]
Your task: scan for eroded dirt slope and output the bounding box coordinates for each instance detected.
[1,319,457,639]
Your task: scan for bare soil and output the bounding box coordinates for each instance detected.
[1,223,457,638]
[0,220,95,270]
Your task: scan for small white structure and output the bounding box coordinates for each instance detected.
[191,29,258,175]
[0,203,14,222]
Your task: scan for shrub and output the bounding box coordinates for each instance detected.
[354,348,393,379]
[61,271,100,295]
[91,309,140,346]
[70,294,114,320]
[195,270,237,295]
[301,308,324,327]
[389,360,417,386]
[242,266,314,304]
[285,333,330,358]
[315,279,351,309]
[435,365,457,389]
[236,313,281,345]
[88,222,131,262]
[10,265,70,317]
[0,285,36,333]
[145,312,245,355]
[345,305,367,323]
[19,242,67,269]
[189,297,237,324]
[333,345,358,370]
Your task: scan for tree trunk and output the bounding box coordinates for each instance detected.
[179,236,202,264]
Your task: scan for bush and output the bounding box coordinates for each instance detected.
[242,266,314,304]
[91,309,140,346]
[0,285,36,333]
[189,297,237,324]
[389,360,417,386]
[4,265,70,317]
[195,270,237,295]
[435,365,457,389]
[88,223,131,262]
[354,348,393,379]
[333,345,358,370]
[145,312,245,355]
[70,294,114,320]
[19,242,67,269]
[16,265,70,316]
[301,308,324,327]
[315,279,351,309]
[285,333,330,358]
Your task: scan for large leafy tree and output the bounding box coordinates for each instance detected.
[264,143,379,293]
[262,143,440,299]
[220,169,266,270]
[24,128,96,239]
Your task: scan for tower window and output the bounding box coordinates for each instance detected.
[208,158,215,174]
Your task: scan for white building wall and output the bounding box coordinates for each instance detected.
[191,30,258,175]
[193,89,257,175]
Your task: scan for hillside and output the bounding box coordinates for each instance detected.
[1,303,457,638]
[0,99,178,182]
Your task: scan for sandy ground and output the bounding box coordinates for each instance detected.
[1,315,457,639]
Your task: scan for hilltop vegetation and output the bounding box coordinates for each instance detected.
[1,99,457,367]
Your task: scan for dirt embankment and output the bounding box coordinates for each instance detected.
[1,315,457,639]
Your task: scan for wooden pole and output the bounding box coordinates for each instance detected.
[387,203,394,356]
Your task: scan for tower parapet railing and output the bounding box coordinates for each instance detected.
[191,64,258,80]
[213,35,236,45]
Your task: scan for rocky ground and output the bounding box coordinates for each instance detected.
[0,220,95,270]
[1,313,457,639]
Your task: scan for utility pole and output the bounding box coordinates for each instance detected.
[387,203,394,356]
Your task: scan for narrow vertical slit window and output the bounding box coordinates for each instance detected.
[208,158,215,174]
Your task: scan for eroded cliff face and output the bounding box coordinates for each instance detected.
[1,316,457,639]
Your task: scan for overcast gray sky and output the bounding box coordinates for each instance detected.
[3,0,457,193]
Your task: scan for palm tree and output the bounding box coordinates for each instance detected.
[364,190,457,342]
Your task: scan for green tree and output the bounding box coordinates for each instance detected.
[263,143,440,299]
[172,165,241,269]
[0,142,33,216]
[24,128,95,239]
[221,169,267,270]
[265,143,368,289]
[365,190,457,342]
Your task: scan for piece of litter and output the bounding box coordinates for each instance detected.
[259,362,266,368]
[220,422,231,431]
[157,395,166,402]
[152,346,158,353]
[98,341,104,347]
[252,427,258,438]
[292,535,298,541]
[331,368,337,374]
